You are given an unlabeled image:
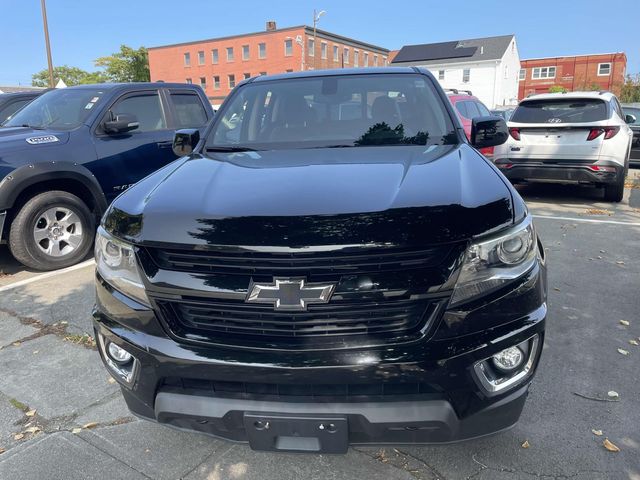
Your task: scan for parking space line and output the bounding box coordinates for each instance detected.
[533,214,640,226]
[0,259,95,293]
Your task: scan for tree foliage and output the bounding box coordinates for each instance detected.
[620,74,640,103]
[31,65,106,87]
[548,85,568,93]
[94,45,150,83]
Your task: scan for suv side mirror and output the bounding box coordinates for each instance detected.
[471,116,509,149]
[104,113,139,134]
[625,114,637,124]
[173,129,200,156]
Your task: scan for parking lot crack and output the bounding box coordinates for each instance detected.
[354,447,448,479]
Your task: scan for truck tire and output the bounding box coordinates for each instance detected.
[8,191,95,271]
[603,175,625,203]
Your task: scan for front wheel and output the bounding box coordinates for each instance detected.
[8,191,95,271]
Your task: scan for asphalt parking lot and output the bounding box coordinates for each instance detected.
[1,170,639,480]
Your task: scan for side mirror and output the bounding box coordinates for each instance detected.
[104,113,139,134]
[471,116,509,149]
[173,128,200,156]
[625,114,636,124]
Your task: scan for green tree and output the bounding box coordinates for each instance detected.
[32,65,106,87]
[619,74,640,103]
[95,45,150,83]
[548,85,568,93]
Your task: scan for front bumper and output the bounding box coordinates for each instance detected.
[494,159,624,185]
[93,261,546,451]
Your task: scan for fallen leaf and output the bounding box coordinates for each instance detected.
[107,377,116,384]
[23,426,40,434]
[12,342,20,347]
[603,438,620,452]
[553,287,561,292]
[71,428,82,434]
[619,320,630,326]
[630,340,639,346]
[32,351,39,354]
[0,447,5,454]
[616,261,625,265]
[592,429,603,436]
[600,250,606,253]
[607,391,619,399]
[617,348,629,356]
[521,440,530,448]
[60,321,68,325]
[25,410,36,417]
[13,433,24,441]
[82,422,98,429]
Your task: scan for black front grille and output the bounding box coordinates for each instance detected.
[145,244,454,277]
[155,296,444,349]
[161,377,442,403]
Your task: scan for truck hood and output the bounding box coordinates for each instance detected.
[0,126,70,159]
[106,144,515,247]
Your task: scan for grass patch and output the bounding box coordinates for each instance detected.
[64,334,97,349]
[9,398,29,412]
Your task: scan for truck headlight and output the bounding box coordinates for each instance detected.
[450,215,537,307]
[95,227,149,307]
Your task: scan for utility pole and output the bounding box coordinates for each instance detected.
[312,9,326,70]
[40,0,55,88]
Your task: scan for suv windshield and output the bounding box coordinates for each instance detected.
[2,88,105,130]
[207,73,456,150]
[511,98,608,124]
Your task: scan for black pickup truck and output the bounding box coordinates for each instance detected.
[0,83,213,270]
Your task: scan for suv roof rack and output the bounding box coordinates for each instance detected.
[444,88,473,96]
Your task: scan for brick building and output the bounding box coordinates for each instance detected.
[518,53,626,99]
[148,22,389,107]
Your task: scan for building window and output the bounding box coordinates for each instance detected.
[308,38,315,56]
[519,68,526,81]
[343,47,349,64]
[213,76,220,89]
[228,74,235,88]
[286,69,293,73]
[183,53,191,66]
[285,39,293,56]
[211,49,219,64]
[226,47,234,62]
[532,66,555,79]
[333,45,339,62]
[259,71,267,76]
[438,70,445,80]
[363,52,369,67]
[382,56,387,66]
[198,51,205,65]
[321,42,327,59]
[354,50,359,67]
[258,43,266,59]
[462,68,470,83]
[373,55,378,67]
[242,45,250,60]
[185,78,192,84]
[598,63,611,76]
[199,77,206,89]
[244,73,251,79]
[504,65,509,79]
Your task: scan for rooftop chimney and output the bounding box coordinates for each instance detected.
[266,21,277,31]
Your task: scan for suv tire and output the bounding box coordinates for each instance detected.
[603,175,625,203]
[9,191,95,271]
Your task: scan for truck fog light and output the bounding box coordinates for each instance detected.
[492,346,524,373]
[107,342,133,364]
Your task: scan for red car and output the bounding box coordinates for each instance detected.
[446,89,495,158]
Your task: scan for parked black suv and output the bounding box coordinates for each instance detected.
[0,83,213,270]
[94,68,547,453]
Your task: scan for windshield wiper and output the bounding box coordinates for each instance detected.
[205,146,258,152]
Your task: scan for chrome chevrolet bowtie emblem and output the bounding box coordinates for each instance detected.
[246,277,336,311]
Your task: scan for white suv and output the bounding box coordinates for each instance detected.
[493,91,634,202]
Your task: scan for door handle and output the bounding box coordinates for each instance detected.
[157,141,173,148]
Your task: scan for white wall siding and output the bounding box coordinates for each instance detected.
[423,62,501,107]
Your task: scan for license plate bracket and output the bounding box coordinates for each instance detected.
[243,413,348,453]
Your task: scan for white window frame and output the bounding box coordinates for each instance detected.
[462,68,470,83]
[183,52,191,67]
[321,42,327,60]
[284,39,293,57]
[242,45,250,61]
[226,47,234,62]
[343,47,349,64]
[438,70,445,80]
[373,54,378,67]
[228,74,236,88]
[211,49,219,64]
[598,63,611,76]
[333,45,339,62]
[197,51,205,65]
[308,38,315,57]
[213,76,220,89]
[199,77,206,89]
[532,66,555,79]
[519,68,526,81]
[258,43,267,59]
[354,50,359,67]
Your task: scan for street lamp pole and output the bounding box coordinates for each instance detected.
[40,0,54,88]
[312,9,326,70]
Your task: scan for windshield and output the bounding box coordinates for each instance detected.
[511,99,608,124]
[207,73,456,150]
[2,88,105,130]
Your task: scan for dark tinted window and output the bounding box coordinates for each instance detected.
[623,107,640,124]
[110,93,166,132]
[0,99,31,123]
[454,101,468,118]
[462,101,480,119]
[171,93,207,128]
[511,99,608,123]
[4,88,104,130]
[208,74,456,150]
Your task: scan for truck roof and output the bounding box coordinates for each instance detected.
[250,67,425,83]
[59,82,200,91]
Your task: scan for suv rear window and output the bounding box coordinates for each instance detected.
[207,73,456,149]
[511,99,608,124]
